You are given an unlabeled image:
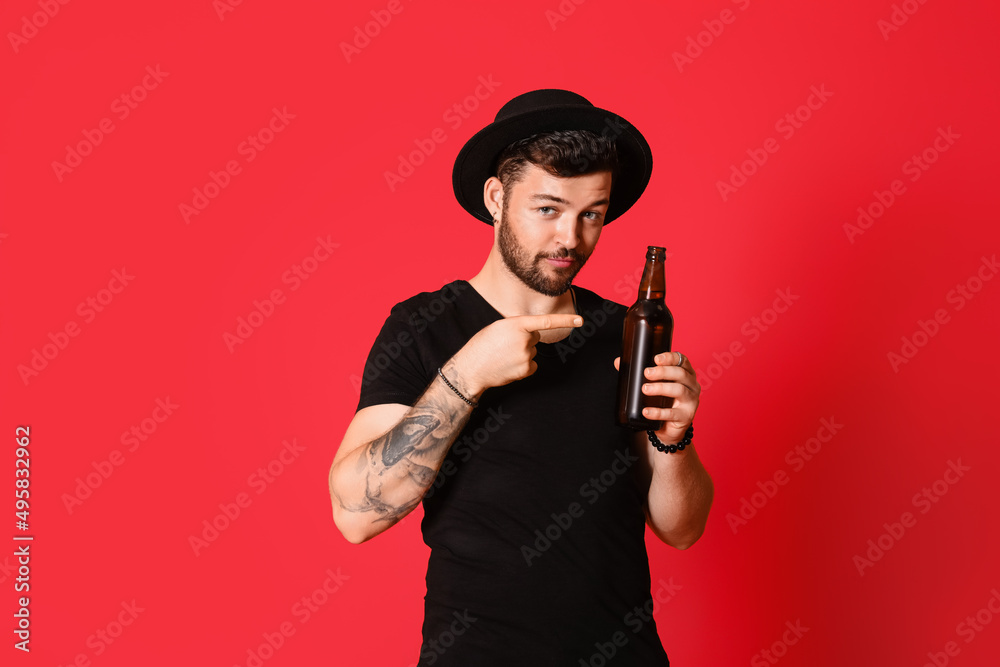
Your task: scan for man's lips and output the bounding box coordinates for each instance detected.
[544,257,574,268]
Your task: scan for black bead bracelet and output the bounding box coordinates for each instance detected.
[647,424,694,454]
[437,367,477,407]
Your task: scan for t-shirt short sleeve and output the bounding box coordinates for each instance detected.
[355,301,431,412]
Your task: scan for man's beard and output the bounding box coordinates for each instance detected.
[496,206,590,297]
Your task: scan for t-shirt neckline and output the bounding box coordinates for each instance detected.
[456,279,581,350]
[456,279,580,320]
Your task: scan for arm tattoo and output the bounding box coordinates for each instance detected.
[338,377,473,525]
[379,414,440,466]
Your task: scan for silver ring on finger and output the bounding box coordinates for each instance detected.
[675,352,685,367]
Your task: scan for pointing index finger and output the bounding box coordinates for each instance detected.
[516,314,584,332]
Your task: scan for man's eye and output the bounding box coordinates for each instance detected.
[538,206,554,214]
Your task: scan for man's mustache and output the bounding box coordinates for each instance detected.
[539,249,582,260]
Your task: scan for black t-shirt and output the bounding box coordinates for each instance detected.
[357,280,670,667]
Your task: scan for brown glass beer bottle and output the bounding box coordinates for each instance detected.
[616,246,674,430]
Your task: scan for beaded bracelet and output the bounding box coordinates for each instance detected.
[646,424,694,454]
[437,367,478,407]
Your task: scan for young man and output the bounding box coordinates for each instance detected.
[329,89,713,666]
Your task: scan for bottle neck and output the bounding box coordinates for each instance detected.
[638,253,666,300]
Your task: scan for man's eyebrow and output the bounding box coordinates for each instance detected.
[527,193,610,208]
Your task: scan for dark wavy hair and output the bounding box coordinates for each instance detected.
[494,130,619,193]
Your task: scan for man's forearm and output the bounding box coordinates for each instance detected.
[645,445,714,549]
[330,361,477,543]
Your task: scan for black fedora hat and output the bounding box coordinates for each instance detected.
[452,89,653,225]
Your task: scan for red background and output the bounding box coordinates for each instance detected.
[3,0,999,665]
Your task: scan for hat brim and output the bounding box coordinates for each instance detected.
[452,105,652,225]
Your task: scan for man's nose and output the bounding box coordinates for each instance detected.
[553,216,581,250]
